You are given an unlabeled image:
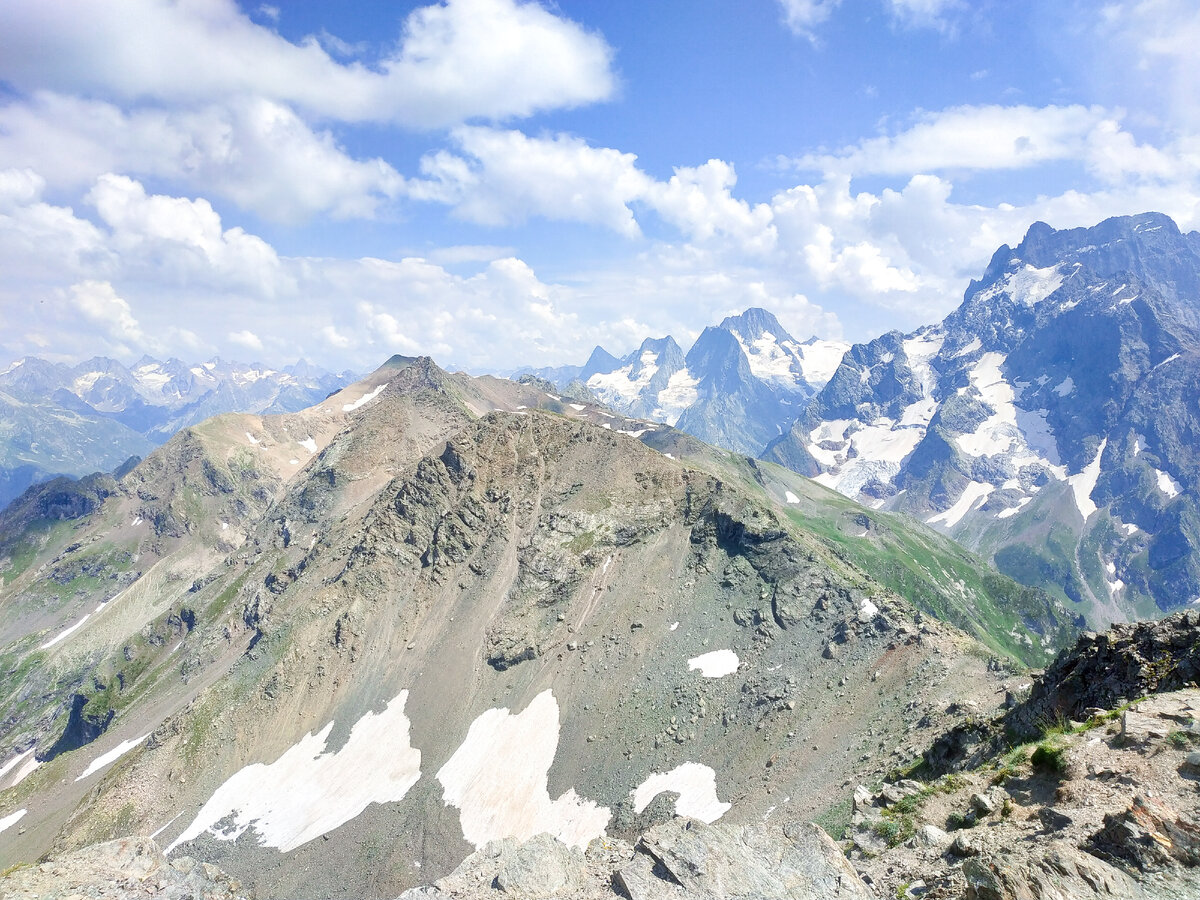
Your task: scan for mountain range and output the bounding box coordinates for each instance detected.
[765,212,1200,627]
[534,213,1200,630]
[516,308,848,457]
[0,355,353,510]
[0,354,1072,897]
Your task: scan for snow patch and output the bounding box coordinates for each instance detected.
[1121,522,1140,536]
[976,264,1064,307]
[736,332,800,385]
[1067,439,1107,520]
[150,812,184,841]
[997,497,1033,519]
[569,403,586,411]
[76,733,150,781]
[437,691,609,850]
[299,437,318,453]
[796,339,850,386]
[653,369,700,426]
[810,415,924,497]
[688,649,739,678]
[245,432,260,445]
[952,337,982,358]
[784,490,800,504]
[342,383,386,412]
[587,351,660,409]
[669,622,679,631]
[1156,469,1182,499]
[859,598,879,621]
[927,481,994,528]
[8,753,40,787]
[1052,376,1075,397]
[632,763,730,823]
[0,749,36,788]
[169,691,420,854]
[0,808,26,836]
[40,612,92,649]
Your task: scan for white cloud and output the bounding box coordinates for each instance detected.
[777,0,842,38]
[884,0,964,31]
[86,174,288,296]
[410,129,777,250]
[411,127,651,236]
[1081,0,1200,129]
[0,93,404,222]
[0,0,614,128]
[424,245,518,265]
[229,329,264,352]
[647,161,777,253]
[792,104,1197,191]
[795,105,1109,176]
[68,280,148,351]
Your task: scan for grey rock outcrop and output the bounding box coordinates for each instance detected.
[0,836,249,899]
[402,819,872,900]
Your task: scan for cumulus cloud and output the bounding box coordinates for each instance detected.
[410,128,777,251]
[410,127,651,236]
[0,0,614,128]
[0,93,405,222]
[86,174,288,296]
[67,280,149,352]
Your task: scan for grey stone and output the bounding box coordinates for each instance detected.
[915,824,950,848]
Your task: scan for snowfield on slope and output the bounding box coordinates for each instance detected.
[167,691,421,854]
[632,763,730,823]
[76,734,150,782]
[437,691,610,850]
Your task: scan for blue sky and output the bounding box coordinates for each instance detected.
[1,0,1198,373]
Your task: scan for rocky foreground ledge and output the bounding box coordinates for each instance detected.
[401,818,870,900]
[0,835,249,899]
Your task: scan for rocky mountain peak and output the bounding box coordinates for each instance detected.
[718,306,792,344]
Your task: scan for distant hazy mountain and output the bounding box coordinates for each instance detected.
[516,307,849,456]
[765,212,1200,626]
[0,355,353,509]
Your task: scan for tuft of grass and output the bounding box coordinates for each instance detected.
[1031,742,1068,775]
[813,796,854,841]
[1167,730,1194,749]
[871,815,915,848]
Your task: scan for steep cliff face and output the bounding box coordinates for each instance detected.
[766,213,1200,627]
